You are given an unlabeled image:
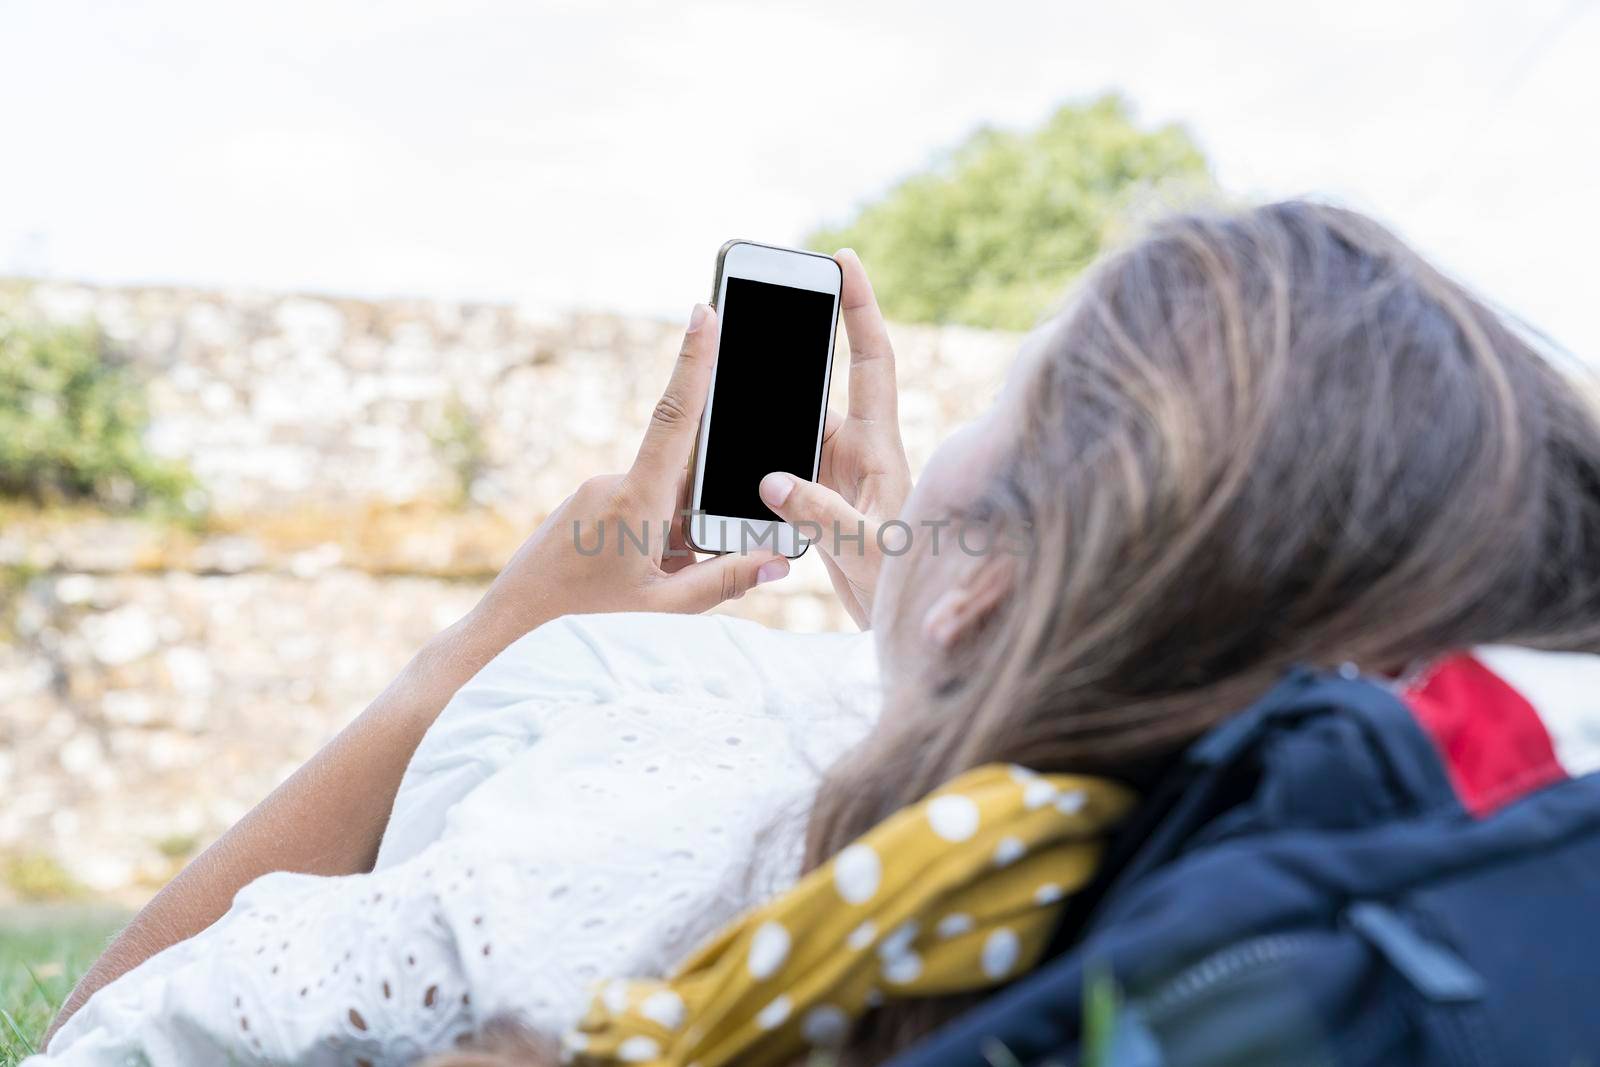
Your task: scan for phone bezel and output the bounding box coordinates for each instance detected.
[686,240,842,559]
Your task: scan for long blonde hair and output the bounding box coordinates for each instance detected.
[432,201,1600,1064]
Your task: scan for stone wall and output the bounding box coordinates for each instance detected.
[0,280,1018,903]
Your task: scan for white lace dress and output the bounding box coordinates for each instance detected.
[37,612,881,1066]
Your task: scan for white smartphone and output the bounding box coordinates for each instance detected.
[687,240,843,558]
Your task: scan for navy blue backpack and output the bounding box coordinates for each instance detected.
[889,666,1600,1067]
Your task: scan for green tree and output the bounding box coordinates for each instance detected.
[807,94,1212,331]
[0,318,194,509]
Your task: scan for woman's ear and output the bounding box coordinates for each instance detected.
[921,555,1015,650]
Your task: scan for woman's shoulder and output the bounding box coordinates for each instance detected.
[379,612,881,868]
[365,612,883,1038]
[488,610,880,712]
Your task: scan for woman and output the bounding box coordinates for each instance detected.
[41,201,1600,1065]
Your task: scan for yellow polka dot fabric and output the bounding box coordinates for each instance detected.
[564,764,1135,1067]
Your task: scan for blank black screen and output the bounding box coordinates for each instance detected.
[700,276,836,521]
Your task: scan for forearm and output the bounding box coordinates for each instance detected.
[46,607,520,1046]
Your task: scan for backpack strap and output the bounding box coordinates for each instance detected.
[1095,667,1459,906]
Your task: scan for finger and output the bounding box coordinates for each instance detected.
[758,471,874,571]
[629,304,718,504]
[819,547,857,598]
[660,551,789,613]
[662,468,697,573]
[822,405,845,444]
[835,249,898,422]
[815,548,866,623]
[817,405,846,487]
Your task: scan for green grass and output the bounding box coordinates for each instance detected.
[0,909,125,1065]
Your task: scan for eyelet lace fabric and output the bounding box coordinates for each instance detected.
[38,612,880,1066]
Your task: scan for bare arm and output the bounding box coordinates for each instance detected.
[45,304,787,1047]
[46,610,510,1043]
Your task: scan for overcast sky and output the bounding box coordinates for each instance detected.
[4,0,1597,357]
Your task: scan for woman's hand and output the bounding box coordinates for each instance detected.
[471,303,789,651]
[758,250,911,628]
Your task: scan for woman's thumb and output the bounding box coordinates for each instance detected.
[664,551,789,613]
[758,473,867,546]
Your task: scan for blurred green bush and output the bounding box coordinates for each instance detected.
[428,393,490,509]
[808,93,1213,331]
[0,318,194,510]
